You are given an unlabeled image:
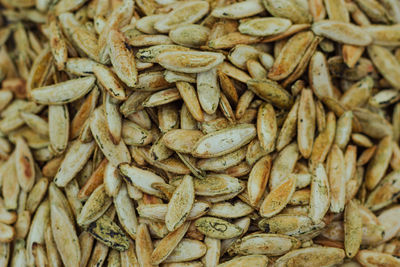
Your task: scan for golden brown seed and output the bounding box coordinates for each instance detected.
[365,135,393,190]
[297,89,316,159]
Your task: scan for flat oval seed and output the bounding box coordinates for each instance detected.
[312,20,372,46]
[268,31,314,81]
[166,175,195,231]
[195,217,243,239]
[169,24,210,48]
[194,174,243,196]
[246,79,293,109]
[212,0,265,19]
[217,255,268,267]
[260,176,297,218]
[368,45,400,90]
[154,1,210,33]
[156,51,225,74]
[90,108,131,166]
[344,200,362,258]
[309,163,330,223]
[30,76,95,104]
[229,233,301,256]
[297,88,316,159]
[365,135,393,190]
[15,137,35,192]
[119,163,166,198]
[257,103,277,153]
[192,124,256,158]
[239,17,292,37]
[275,247,345,267]
[356,250,400,267]
[262,0,312,24]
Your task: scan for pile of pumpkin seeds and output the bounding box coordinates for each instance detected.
[0,0,400,266]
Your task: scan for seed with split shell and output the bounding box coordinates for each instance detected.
[30,76,95,104]
[275,247,345,267]
[192,124,256,158]
[154,1,209,33]
[228,233,301,256]
[239,17,292,37]
[195,217,243,239]
[156,51,225,73]
[312,20,372,46]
